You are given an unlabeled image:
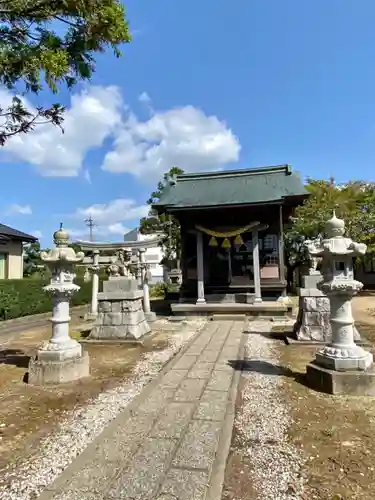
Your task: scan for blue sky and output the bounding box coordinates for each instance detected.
[1,0,375,246]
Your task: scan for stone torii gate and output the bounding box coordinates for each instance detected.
[76,235,162,322]
[81,251,117,320]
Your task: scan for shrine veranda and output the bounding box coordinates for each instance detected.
[153,164,307,314]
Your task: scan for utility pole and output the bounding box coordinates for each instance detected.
[84,216,97,242]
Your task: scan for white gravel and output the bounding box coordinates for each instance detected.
[233,321,305,499]
[0,318,205,500]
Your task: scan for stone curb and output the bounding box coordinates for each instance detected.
[78,338,145,346]
[285,336,373,348]
[206,321,246,500]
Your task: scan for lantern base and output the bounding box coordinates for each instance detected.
[315,349,373,371]
[306,361,375,395]
[35,339,83,361]
[28,350,90,386]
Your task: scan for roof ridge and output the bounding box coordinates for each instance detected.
[153,163,307,210]
[176,164,291,181]
[0,222,37,241]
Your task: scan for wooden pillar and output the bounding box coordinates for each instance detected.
[278,205,286,294]
[227,248,232,283]
[196,231,206,303]
[252,228,262,303]
[180,228,187,295]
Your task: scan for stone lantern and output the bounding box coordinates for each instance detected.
[306,213,375,395]
[28,224,90,385]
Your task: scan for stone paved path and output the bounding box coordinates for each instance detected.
[37,320,244,500]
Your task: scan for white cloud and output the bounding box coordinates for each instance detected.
[66,224,131,241]
[105,222,131,235]
[102,104,241,179]
[72,199,148,224]
[0,85,241,179]
[5,204,32,215]
[0,85,122,177]
[66,198,148,240]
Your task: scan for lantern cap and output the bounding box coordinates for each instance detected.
[325,211,345,238]
[53,223,69,246]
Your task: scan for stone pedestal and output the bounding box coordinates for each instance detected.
[29,351,90,385]
[294,288,331,341]
[90,277,150,340]
[307,362,375,396]
[302,272,322,289]
[145,311,157,322]
[294,287,361,343]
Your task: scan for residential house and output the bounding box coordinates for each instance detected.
[0,223,37,279]
[124,228,166,284]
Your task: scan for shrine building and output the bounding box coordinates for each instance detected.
[153,164,308,315]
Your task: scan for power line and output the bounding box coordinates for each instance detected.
[84,216,97,242]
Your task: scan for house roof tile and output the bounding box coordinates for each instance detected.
[0,223,37,242]
[153,165,307,210]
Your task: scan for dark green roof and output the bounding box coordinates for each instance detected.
[153,165,307,210]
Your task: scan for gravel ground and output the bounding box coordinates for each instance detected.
[233,322,305,499]
[0,319,205,500]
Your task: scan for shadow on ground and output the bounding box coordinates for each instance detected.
[228,358,307,386]
[244,328,293,343]
[0,349,30,368]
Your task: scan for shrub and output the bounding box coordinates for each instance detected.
[149,281,181,300]
[149,281,166,298]
[0,278,92,321]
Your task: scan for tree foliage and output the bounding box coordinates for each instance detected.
[0,0,131,144]
[290,178,375,246]
[284,178,375,288]
[23,241,44,276]
[69,242,82,254]
[139,167,184,266]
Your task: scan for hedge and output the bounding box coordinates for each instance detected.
[0,278,92,321]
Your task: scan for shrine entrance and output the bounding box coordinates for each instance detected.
[204,227,280,290]
[205,233,255,287]
[203,226,256,288]
[229,240,254,286]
